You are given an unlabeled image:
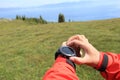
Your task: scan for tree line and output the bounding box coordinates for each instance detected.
[16,13,66,24]
[16,15,47,24]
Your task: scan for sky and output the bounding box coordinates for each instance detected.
[0,0,80,8]
[0,0,119,8]
[0,0,120,21]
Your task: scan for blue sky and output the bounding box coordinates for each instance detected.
[0,0,120,8]
[0,0,79,8]
[0,0,120,21]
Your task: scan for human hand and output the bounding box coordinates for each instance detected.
[61,41,81,57]
[62,42,67,46]
[66,35,100,67]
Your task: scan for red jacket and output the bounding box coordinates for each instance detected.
[43,52,120,80]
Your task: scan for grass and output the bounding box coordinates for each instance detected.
[0,19,120,80]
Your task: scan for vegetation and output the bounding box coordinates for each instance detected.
[0,18,120,80]
[58,13,65,23]
[16,15,47,24]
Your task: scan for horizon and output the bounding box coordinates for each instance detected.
[0,0,120,21]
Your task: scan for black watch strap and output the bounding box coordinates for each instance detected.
[55,49,76,70]
[66,59,76,70]
[55,48,60,60]
[98,54,108,72]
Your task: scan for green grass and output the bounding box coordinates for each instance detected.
[0,19,120,80]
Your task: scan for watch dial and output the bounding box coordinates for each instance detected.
[62,47,74,55]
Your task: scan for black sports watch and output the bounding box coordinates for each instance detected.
[55,46,77,70]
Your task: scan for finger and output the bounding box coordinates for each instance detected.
[70,57,86,65]
[74,35,86,40]
[78,35,88,42]
[80,35,86,38]
[67,35,87,44]
[67,39,83,47]
[67,35,80,43]
[62,42,67,46]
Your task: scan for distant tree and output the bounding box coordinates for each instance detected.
[22,15,26,21]
[30,18,39,24]
[39,16,43,23]
[16,15,19,20]
[15,15,47,24]
[16,15,22,20]
[58,13,65,23]
[39,16,47,24]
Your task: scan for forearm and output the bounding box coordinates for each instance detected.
[43,56,79,80]
[96,52,120,80]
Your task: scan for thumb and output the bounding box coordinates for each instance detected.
[70,57,86,65]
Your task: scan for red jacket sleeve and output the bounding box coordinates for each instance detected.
[96,52,120,80]
[43,56,79,80]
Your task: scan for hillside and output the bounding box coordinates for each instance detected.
[0,18,120,80]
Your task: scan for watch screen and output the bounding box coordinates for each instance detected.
[62,47,74,54]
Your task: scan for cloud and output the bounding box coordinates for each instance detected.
[0,0,80,8]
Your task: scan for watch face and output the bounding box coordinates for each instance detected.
[61,46,76,57]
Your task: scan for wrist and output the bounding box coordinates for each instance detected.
[95,52,108,71]
[55,46,76,70]
[55,55,76,70]
[95,52,104,69]
[55,55,67,63]
[93,52,101,67]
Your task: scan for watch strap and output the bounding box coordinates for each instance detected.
[66,59,76,70]
[55,48,76,70]
[98,54,108,72]
[55,48,60,60]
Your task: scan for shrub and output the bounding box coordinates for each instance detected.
[15,15,47,24]
[58,13,65,23]
[22,16,26,21]
[16,15,22,20]
[39,16,47,24]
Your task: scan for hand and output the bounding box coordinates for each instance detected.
[66,35,100,67]
[62,42,67,46]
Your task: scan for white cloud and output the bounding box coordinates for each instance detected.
[0,0,80,8]
[0,0,120,8]
[37,0,80,5]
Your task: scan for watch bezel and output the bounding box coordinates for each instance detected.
[59,46,76,57]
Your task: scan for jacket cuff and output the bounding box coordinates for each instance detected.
[55,55,67,63]
[95,52,108,72]
[55,56,76,70]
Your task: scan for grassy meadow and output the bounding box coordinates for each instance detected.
[0,19,120,80]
